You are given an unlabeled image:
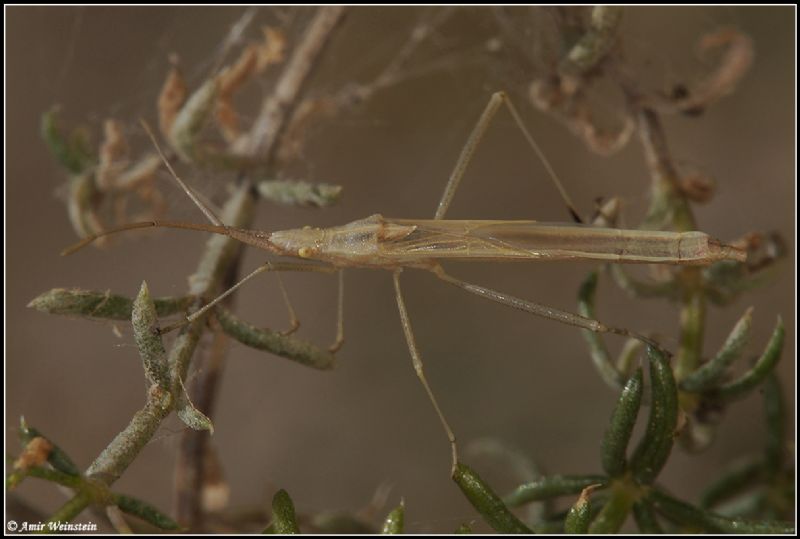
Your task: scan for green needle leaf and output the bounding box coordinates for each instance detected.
[630,346,678,485]
[132,282,170,389]
[704,254,784,307]
[615,338,644,379]
[559,7,623,80]
[41,107,94,174]
[699,459,763,509]
[271,489,300,534]
[112,493,181,530]
[632,499,663,533]
[578,271,625,389]
[174,379,214,434]
[28,288,193,321]
[381,500,405,534]
[453,461,532,533]
[601,368,644,477]
[257,179,343,207]
[715,317,784,402]
[216,305,335,370]
[762,373,787,476]
[680,306,753,392]
[505,475,608,507]
[587,482,634,534]
[45,491,93,529]
[565,484,601,533]
[9,465,84,491]
[609,265,680,301]
[649,487,794,533]
[454,522,473,534]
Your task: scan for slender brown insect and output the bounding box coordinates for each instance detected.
[64,92,745,474]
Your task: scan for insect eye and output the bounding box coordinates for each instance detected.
[298,247,314,258]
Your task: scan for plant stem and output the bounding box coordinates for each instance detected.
[636,108,708,380]
[172,7,348,528]
[85,387,173,484]
[45,491,93,530]
[637,108,696,232]
[236,6,348,159]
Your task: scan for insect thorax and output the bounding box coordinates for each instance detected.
[271,214,418,267]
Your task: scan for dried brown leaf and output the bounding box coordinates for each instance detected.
[14,437,54,471]
[219,45,258,98]
[213,27,287,143]
[96,119,129,191]
[660,28,754,115]
[530,79,634,155]
[256,26,287,71]
[678,172,716,204]
[158,61,188,137]
[215,45,258,143]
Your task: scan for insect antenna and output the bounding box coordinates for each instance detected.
[139,119,224,226]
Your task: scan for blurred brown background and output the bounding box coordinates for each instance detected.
[6,6,795,532]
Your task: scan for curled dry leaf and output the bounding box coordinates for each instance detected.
[576,106,634,155]
[678,171,716,204]
[158,61,188,138]
[98,124,164,226]
[111,154,166,226]
[112,153,162,191]
[662,28,754,115]
[14,436,54,471]
[214,27,288,143]
[67,172,108,245]
[256,26,287,70]
[530,79,634,155]
[96,119,129,191]
[56,112,166,246]
[738,231,787,273]
[216,44,259,142]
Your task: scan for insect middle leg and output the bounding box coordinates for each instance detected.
[329,270,345,353]
[393,269,459,476]
[434,91,582,222]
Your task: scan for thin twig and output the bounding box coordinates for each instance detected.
[173,264,237,528]
[635,108,696,232]
[234,6,347,159]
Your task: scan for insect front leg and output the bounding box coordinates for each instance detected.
[273,270,300,336]
[160,261,336,335]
